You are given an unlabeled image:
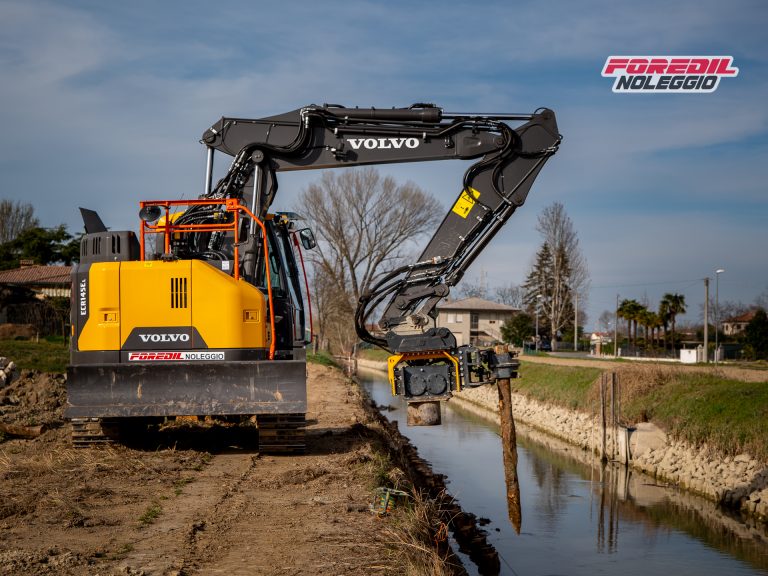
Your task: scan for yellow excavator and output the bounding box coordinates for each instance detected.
[67,103,560,452]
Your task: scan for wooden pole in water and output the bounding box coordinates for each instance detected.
[611,372,618,460]
[497,375,522,534]
[600,373,607,461]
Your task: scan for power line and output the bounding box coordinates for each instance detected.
[590,278,702,290]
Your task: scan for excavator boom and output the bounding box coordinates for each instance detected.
[67,103,561,445]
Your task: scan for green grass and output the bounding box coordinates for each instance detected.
[0,338,69,373]
[358,348,391,362]
[622,371,768,460]
[514,362,602,411]
[515,360,768,461]
[307,350,339,367]
[173,477,193,496]
[138,502,162,525]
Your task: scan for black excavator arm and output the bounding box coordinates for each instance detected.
[199,103,561,404]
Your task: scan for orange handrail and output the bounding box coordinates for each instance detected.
[225,199,276,361]
[138,198,277,361]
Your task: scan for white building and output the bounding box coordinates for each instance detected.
[436,297,519,347]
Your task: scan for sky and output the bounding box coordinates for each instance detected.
[1,0,766,330]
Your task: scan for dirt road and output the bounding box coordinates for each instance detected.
[521,353,768,382]
[0,364,409,575]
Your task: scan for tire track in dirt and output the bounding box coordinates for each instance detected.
[117,364,402,576]
[178,453,262,573]
[117,451,258,574]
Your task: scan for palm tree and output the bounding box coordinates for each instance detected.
[617,299,634,345]
[660,293,686,352]
[618,299,644,347]
[637,308,652,347]
[645,310,662,348]
[658,300,670,350]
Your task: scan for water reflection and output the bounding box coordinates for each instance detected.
[358,369,768,576]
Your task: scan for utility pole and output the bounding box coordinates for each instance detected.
[574,292,578,352]
[715,268,724,364]
[703,277,709,363]
[614,294,619,358]
[535,294,542,352]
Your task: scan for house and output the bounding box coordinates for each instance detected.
[722,310,758,336]
[436,297,519,346]
[0,264,72,325]
[0,264,72,299]
[588,331,613,355]
[589,331,612,344]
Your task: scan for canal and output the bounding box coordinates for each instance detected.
[357,369,768,576]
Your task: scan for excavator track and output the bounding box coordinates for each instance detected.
[70,418,121,447]
[256,414,306,454]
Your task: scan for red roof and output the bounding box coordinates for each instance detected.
[0,265,72,286]
[438,297,519,312]
[725,310,758,324]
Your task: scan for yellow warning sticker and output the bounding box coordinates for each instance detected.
[451,187,480,218]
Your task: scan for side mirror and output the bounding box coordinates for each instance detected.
[298,228,316,250]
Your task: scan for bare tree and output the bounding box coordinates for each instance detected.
[495,282,524,308]
[298,168,442,354]
[597,310,613,333]
[699,297,751,325]
[456,274,489,300]
[754,286,768,311]
[523,202,590,349]
[0,200,39,244]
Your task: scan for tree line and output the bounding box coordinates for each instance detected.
[0,200,80,336]
[0,200,80,270]
[616,293,686,352]
[297,169,590,357]
[607,290,768,359]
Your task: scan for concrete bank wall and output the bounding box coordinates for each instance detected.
[453,384,768,523]
[454,400,768,546]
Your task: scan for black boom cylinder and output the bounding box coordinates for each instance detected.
[324,106,442,123]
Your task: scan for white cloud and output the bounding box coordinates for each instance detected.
[0,0,765,333]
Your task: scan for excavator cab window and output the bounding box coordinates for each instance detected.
[247,221,306,355]
[274,221,312,347]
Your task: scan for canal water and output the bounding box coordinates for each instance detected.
[357,369,768,576]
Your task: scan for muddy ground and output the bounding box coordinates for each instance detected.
[0,364,432,576]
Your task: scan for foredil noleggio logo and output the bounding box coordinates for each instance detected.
[602,56,738,93]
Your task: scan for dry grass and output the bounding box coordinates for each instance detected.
[525,361,768,461]
[383,489,461,576]
[0,445,153,478]
[586,364,678,409]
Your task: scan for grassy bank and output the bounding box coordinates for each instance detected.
[517,360,768,462]
[306,350,339,367]
[0,338,69,373]
[514,363,602,410]
[358,348,390,362]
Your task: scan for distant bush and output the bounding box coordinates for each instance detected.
[307,350,338,368]
[0,338,69,373]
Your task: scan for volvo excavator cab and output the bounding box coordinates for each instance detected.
[68,198,314,452]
